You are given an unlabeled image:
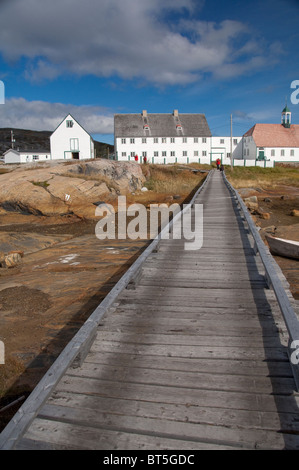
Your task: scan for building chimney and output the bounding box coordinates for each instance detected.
[142,110,147,118]
[173,109,179,117]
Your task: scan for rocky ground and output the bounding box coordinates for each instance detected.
[0,163,298,432]
[240,184,299,300]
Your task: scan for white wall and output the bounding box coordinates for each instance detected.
[115,135,242,165]
[20,152,51,163]
[242,134,299,164]
[233,159,274,168]
[242,135,256,160]
[116,136,211,164]
[4,150,52,164]
[4,150,20,164]
[210,136,243,165]
[50,115,94,160]
[264,147,299,164]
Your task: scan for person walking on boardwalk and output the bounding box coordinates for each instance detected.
[216,158,221,169]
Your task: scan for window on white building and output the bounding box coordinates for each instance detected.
[70,138,79,151]
[162,138,166,143]
[291,149,295,156]
[32,155,39,160]
[154,151,159,157]
[182,137,187,143]
[66,120,73,128]
[233,139,238,145]
[183,151,187,156]
[194,151,199,156]
[142,151,147,157]
[130,152,135,158]
[194,138,198,143]
[281,149,285,156]
[130,138,135,144]
[202,138,206,143]
[154,138,158,143]
[220,139,224,144]
[142,138,147,144]
[271,150,275,156]
[170,151,175,157]
[121,138,126,144]
[162,151,167,157]
[202,151,206,157]
[170,137,175,143]
[122,152,126,157]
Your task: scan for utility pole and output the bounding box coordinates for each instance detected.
[11,130,15,149]
[230,114,233,170]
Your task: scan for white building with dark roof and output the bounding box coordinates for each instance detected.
[114,110,242,165]
[50,114,95,161]
[3,148,51,164]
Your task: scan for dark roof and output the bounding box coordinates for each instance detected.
[4,148,50,155]
[51,113,94,141]
[114,111,212,138]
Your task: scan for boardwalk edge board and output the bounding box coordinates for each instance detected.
[0,171,212,450]
[223,171,299,392]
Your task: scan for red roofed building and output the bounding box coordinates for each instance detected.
[242,106,299,163]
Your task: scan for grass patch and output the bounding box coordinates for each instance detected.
[224,165,299,189]
[31,180,50,188]
[142,164,207,195]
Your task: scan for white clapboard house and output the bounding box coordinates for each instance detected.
[242,106,299,165]
[50,114,95,161]
[3,148,51,164]
[114,110,242,165]
[3,114,95,164]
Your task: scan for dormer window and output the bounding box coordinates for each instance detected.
[176,125,182,130]
[143,125,149,130]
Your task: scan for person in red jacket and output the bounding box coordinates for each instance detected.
[216,158,221,169]
[134,155,138,162]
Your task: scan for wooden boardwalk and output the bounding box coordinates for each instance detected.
[1,170,299,450]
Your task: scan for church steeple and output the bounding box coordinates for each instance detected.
[281,102,291,128]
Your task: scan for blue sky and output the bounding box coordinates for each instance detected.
[0,0,298,145]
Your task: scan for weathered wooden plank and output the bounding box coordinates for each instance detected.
[97,316,281,336]
[66,360,295,395]
[108,303,283,320]
[15,417,245,450]
[54,375,299,415]
[29,404,299,450]
[82,351,294,377]
[94,330,285,348]
[43,390,299,432]
[90,339,288,361]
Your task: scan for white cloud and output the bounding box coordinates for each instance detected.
[0,98,114,134]
[0,0,281,86]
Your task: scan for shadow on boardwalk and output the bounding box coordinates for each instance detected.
[231,193,299,449]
